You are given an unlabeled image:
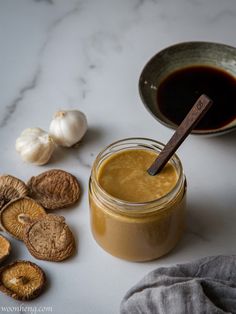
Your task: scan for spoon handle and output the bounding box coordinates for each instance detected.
[147,94,213,176]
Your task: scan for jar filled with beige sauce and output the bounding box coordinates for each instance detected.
[89,138,186,262]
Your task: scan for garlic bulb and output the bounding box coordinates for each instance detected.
[49,110,88,147]
[16,128,56,165]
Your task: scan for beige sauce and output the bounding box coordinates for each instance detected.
[98,149,178,202]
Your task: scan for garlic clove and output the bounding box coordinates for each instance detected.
[21,127,42,135]
[36,139,55,165]
[16,128,56,166]
[49,110,88,147]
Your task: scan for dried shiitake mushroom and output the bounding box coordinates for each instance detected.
[0,260,46,300]
[0,235,11,263]
[0,197,46,240]
[27,169,80,210]
[24,214,75,262]
[0,175,28,209]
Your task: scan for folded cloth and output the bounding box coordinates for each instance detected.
[120,255,236,314]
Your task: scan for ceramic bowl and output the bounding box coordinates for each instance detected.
[139,41,236,135]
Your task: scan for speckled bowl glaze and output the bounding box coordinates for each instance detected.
[139,41,236,135]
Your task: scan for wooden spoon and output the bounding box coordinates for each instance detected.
[147,94,213,176]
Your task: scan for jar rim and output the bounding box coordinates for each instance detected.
[91,137,185,214]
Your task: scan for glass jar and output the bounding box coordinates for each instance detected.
[89,138,186,262]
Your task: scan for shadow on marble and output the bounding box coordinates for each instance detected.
[49,126,105,166]
[48,146,68,165]
[79,125,106,148]
[171,196,236,256]
[201,128,236,145]
[72,126,107,169]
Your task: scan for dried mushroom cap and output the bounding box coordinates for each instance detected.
[0,197,46,240]
[24,214,75,262]
[0,175,28,209]
[28,169,80,210]
[0,260,46,300]
[0,235,11,263]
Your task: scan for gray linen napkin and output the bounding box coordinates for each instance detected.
[120,255,236,314]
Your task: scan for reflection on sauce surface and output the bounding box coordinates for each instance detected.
[98,149,178,203]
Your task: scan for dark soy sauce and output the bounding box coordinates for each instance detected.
[157,66,236,130]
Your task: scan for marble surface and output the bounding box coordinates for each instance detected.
[1,0,236,313]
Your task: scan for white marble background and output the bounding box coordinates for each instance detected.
[1,0,236,313]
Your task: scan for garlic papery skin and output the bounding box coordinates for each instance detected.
[15,128,56,165]
[49,110,88,147]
